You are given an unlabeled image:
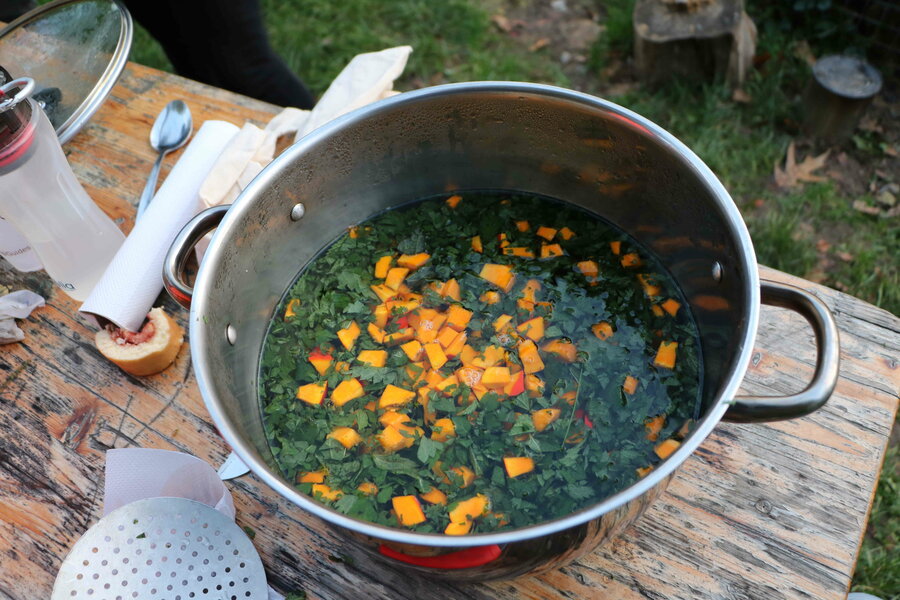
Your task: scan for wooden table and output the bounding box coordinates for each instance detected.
[0,62,898,600]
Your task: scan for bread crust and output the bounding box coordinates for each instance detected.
[96,308,184,376]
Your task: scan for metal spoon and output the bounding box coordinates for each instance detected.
[136,100,192,218]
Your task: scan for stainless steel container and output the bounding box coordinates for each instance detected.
[164,82,839,580]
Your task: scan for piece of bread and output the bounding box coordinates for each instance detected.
[96,307,184,376]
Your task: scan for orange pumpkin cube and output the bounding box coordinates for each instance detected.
[480,290,501,304]
[374,255,393,278]
[517,340,545,374]
[525,374,545,397]
[431,417,456,442]
[445,305,473,331]
[370,284,398,303]
[516,317,544,341]
[367,322,387,344]
[661,298,681,316]
[559,226,575,240]
[540,243,564,258]
[493,314,514,333]
[504,246,535,258]
[421,487,448,505]
[482,366,512,389]
[536,226,557,241]
[308,349,333,376]
[357,349,387,367]
[296,382,327,405]
[654,341,678,369]
[532,408,561,432]
[357,482,379,495]
[542,339,577,362]
[392,495,426,526]
[446,194,462,208]
[620,252,642,268]
[397,253,431,270]
[440,278,462,301]
[373,303,390,328]
[471,235,483,253]
[444,519,473,535]
[331,378,364,407]
[378,384,416,408]
[401,340,424,361]
[311,484,342,501]
[503,371,525,396]
[623,375,639,395]
[424,342,448,370]
[577,260,599,278]
[436,326,459,349]
[448,494,489,525]
[444,331,468,359]
[637,274,662,297]
[449,466,475,487]
[284,298,301,319]
[385,267,410,291]
[645,414,665,441]
[471,345,506,369]
[503,456,535,478]
[384,327,415,346]
[455,366,484,388]
[327,426,362,449]
[592,321,614,340]
[654,438,680,459]
[479,263,516,292]
[297,470,326,484]
[609,241,621,255]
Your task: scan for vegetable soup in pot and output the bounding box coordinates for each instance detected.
[259,191,702,535]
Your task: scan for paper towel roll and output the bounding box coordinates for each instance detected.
[80,120,240,331]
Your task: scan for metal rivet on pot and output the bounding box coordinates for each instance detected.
[290,203,306,221]
[226,324,237,345]
[711,261,723,283]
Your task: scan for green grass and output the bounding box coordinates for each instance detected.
[127,0,898,593]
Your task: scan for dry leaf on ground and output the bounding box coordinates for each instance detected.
[491,14,512,32]
[774,142,830,189]
[794,40,816,66]
[852,200,881,216]
[530,37,551,52]
[732,88,752,103]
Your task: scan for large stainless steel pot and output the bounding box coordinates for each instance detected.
[164,82,839,581]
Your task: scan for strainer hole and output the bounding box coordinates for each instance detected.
[91,547,98,554]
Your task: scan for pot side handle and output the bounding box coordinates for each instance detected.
[724,280,840,423]
[163,205,230,310]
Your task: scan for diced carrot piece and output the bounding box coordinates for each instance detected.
[370,284,398,302]
[623,375,638,395]
[661,298,681,316]
[445,305,473,331]
[592,321,614,340]
[516,317,544,341]
[480,290,500,305]
[542,339,578,362]
[421,487,448,505]
[312,484,341,501]
[368,323,387,344]
[532,408,561,432]
[357,349,387,367]
[437,326,458,349]
[471,236,483,253]
[425,342,448,370]
[446,194,462,208]
[482,366,512,389]
[397,253,430,270]
[308,349,333,376]
[651,305,665,317]
[298,470,326,483]
[392,495,426,526]
[636,466,653,478]
[378,422,420,452]
[472,345,506,369]
[401,340,424,361]
[357,482,378,495]
[621,253,642,268]
[444,520,473,535]
[654,438,680,459]
[559,227,575,240]
[577,260,599,278]
[518,340,545,374]
[331,378,364,407]
[373,304,390,328]
[536,226,557,241]
[431,417,456,442]
[493,314,514,333]
[374,255,393,278]
[503,456,535,478]
[440,278,461,301]
[610,241,621,255]
[328,426,362,448]
[284,298,301,319]
[385,267,410,291]
[540,243,564,258]
[378,384,416,408]
[384,328,415,346]
[479,264,516,292]
[645,415,665,441]
[637,274,662,297]
[504,247,535,258]
[448,494,489,525]
[525,374,544,397]
[516,220,530,232]
[654,341,678,369]
[296,382,327,405]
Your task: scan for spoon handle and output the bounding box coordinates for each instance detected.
[137,151,166,219]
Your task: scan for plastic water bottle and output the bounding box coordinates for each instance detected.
[0,77,124,301]
[0,217,42,272]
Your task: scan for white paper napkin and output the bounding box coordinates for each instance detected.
[0,289,45,343]
[103,448,286,599]
[79,121,240,331]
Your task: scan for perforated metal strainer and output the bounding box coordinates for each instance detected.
[52,497,267,600]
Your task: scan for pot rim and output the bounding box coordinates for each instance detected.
[190,81,761,547]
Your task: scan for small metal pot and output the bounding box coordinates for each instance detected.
[164,83,839,581]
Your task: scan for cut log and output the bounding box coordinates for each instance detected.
[633,0,756,88]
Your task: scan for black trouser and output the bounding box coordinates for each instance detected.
[1,0,315,109]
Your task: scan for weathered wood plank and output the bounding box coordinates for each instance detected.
[0,63,897,600]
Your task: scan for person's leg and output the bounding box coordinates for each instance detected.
[123,0,315,109]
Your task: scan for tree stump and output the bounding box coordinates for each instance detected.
[633,0,756,88]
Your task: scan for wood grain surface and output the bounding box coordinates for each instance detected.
[0,62,898,600]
